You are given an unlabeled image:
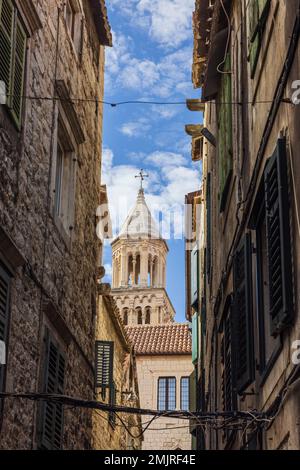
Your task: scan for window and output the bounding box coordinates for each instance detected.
[0,264,11,394]
[137,308,142,325]
[39,330,66,450]
[157,377,176,411]
[206,173,212,280]
[145,307,151,325]
[192,312,199,365]
[180,377,189,411]
[0,0,27,128]
[233,234,255,393]
[191,246,199,309]
[53,115,77,237]
[217,54,233,212]
[248,0,271,77]
[249,138,292,375]
[95,341,114,389]
[123,309,128,326]
[64,0,83,56]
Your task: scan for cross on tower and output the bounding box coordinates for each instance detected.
[135,169,149,190]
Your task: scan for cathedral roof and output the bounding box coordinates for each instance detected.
[126,323,192,356]
[116,189,162,241]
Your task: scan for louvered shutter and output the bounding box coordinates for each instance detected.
[218,54,233,212]
[248,0,270,77]
[192,312,199,365]
[191,246,199,308]
[206,173,212,279]
[0,265,10,393]
[189,369,197,434]
[221,298,236,412]
[40,333,65,450]
[10,17,26,128]
[264,138,293,336]
[95,340,114,388]
[109,381,116,427]
[233,234,255,394]
[0,0,14,101]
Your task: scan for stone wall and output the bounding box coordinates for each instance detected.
[0,0,109,449]
[92,294,142,450]
[136,355,193,450]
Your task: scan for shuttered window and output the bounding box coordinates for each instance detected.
[0,0,27,129]
[0,264,10,393]
[95,340,114,389]
[264,138,293,336]
[40,332,66,450]
[206,173,212,280]
[217,54,233,212]
[221,297,236,413]
[233,234,255,394]
[248,0,271,77]
[192,312,199,364]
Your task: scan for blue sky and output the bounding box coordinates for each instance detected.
[102,0,201,322]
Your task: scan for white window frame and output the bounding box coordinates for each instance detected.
[64,0,83,57]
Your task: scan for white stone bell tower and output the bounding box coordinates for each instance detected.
[111,177,175,326]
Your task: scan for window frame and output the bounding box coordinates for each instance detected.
[64,0,83,58]
[180,376,189,411]
[157,376,176,411]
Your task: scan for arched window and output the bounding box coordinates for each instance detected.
[137,308,143,325]
[123,308,128,325]
[145,307,151,324]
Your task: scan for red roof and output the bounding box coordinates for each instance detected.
[126,323,192,356]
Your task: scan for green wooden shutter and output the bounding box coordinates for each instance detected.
[10,17,26,128]
[206,173,212,279]
[192,312,199,364]
[221,297,236,413]
[233,234,255,394]
[264,138,293,336]
[0,265,10,393]
[189,369,197,433]
[0,0,14,101]
[40,333,65,450]
[218,54,233,212]
[95,340,114,388]
[248,0,271,77]
[191,246,199,308]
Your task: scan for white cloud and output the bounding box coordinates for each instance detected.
[120,118,151,137]
[102,147,200,238]
[108,0,194,49]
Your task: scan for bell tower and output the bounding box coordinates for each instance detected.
[111,175,175,326]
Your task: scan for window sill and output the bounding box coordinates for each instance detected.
[53,212,73,251]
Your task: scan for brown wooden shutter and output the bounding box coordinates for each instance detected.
[10,17,26,128]
[0,265,10,393]
[264,138,293,336]
[95,340,114,389]
[221,297,236,412]
[233,234,255,393]
[40,332,66,450]
[0,0,14,99]
[109,381,116,427]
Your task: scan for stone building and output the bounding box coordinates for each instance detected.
[93,284,142,450]
[186,0,300,450]
[111,186,193,450]
[0,0,111,449]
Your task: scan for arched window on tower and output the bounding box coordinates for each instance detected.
[145,307,151,324]
[123,308,128,325]
[137,308,143,325]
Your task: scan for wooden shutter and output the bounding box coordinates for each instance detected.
[248,0,271,77]
[218,54,233,212]
[233,234,255,394]
[206,173,212,279]
[40,333,65,450]
[0,0,14,100]
[192,312,199,364]
[221,297,236,412]
[0,265,10,393]
[264,138,293,336]
[191,246,199,308]
[95,340,114,388]
[10,17,26,128]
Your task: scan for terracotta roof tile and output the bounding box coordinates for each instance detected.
[126,323,192,356]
